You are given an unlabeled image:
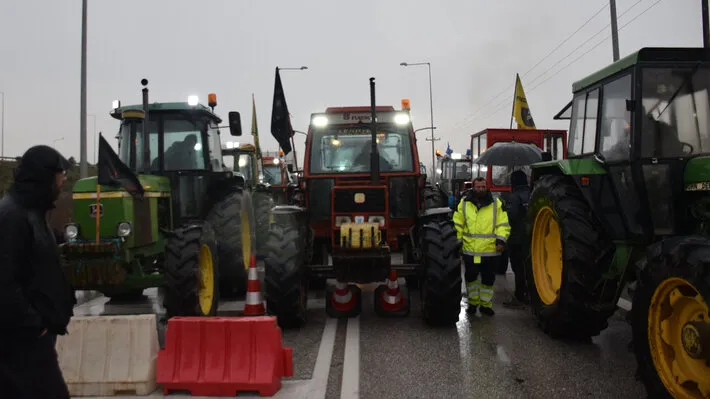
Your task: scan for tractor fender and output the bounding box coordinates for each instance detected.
[419,206,453,220]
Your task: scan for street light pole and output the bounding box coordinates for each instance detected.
[609,0,620,61]
[400,61,437,183]
[703,0,710,48]
[79,0,88,177]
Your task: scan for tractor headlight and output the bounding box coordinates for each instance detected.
[64,223,79,240]
[368,215,385,227]
[335,216,351,226]
[117,222,132,237]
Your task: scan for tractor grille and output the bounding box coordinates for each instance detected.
[333,187,386,213]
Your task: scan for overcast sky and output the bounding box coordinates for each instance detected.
[0,0,704,169]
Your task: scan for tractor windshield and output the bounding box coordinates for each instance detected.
[309,125,414,174]
[641,66,710,158]
[262,164,283,185]
[117,112,219,172]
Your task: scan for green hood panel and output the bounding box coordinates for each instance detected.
[73,175,171,193]
[684,156,710,187]
[531,158,606,175]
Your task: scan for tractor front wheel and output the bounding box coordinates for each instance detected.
[162,223,220,318]
[632,236,710,399]
[420,220,462,326]
[253,189,274,257]
[525,175,615,339]
[264,219,308,328]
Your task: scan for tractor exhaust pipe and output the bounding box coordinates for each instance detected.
[141,78,150,174]
[369,77,380,185]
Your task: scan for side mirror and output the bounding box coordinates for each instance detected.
[287,164,294,173]
[541,151,553,162]
[228,112,242,136]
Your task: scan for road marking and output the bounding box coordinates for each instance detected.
[306,318,338,399]
[340,316,360,399]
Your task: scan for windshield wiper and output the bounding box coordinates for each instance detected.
[656,63,701,120]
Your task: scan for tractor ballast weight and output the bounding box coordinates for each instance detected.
[523,47,710,398]
[60,80,256,316]
[263,78,462,329]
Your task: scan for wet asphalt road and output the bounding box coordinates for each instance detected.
[70,265,647,399]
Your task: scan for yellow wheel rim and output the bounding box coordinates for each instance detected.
[198,244,215,315]
[648,277,710,399]
[531,206,563,305]
[241,207,252,270]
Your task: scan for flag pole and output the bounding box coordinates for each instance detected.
[95,184,101,243]
[509,74,518,129]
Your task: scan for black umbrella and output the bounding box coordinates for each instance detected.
[474,141,543,166]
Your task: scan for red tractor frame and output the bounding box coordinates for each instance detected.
[263,95,461,328]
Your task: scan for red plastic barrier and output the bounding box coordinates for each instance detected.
[156,316,293,397]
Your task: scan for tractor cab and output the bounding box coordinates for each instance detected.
[550,47,710,239]
[221,143,258,189]
[471,128,566,199]
[435,150,473,208]
[111,95,243,226]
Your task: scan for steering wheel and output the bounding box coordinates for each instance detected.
[680,141,694,154]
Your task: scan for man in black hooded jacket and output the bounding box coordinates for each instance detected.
[502,170,531,308]
[0,145,75,399]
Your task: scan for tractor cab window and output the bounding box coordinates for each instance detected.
[454,161,472,180]
[543,134,565,160]
[236,153,254,182]
[262,164,283,185]
[117,119,158,170]
[207,122,223,172]
[568,89,600,157]
[161,119,207,171]
[310,126,414,174]
[599,74,633,161]
[443,159,454,179]
[641,67,710,158]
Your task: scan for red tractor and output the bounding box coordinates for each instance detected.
[263,80,461,328]
[261,152,295,205]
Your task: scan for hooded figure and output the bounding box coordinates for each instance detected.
[502,169,531,308]
[0,145,74,399]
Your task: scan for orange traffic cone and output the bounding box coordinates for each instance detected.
[243,254,265,316]
[326,281,361,318]
[374,270,409,317]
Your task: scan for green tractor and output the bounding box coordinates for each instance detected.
[60,80,256,315]
[525,48,710,398]
[221,143,274,259]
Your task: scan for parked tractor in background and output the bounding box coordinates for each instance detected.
[435,149,473,209]
[261,151,298,205]
[524,47,710,398]
[60,80,256,315]
[263,80,461,328]
[470,127,567,274]
[220,143,274,262]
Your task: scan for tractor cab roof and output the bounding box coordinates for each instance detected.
[111,102,223,124]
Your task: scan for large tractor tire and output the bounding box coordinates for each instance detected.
[422,184,447,210]
[252,189,274,257]
[631,236,710,399]
[420,220,462,326]
[264,216,309,328]
[206,190,256,298]
[163,223,219,318]
[525,175,615,339]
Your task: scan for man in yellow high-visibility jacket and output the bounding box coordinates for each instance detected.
[453,177,511,316]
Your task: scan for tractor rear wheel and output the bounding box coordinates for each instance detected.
[253,189,274,257]
[162,223,219,318]
[206,190,256,298]
[422,184,447,211]
[264,219,308,328]
[420,220,462,326]
[525,175,614,339]
[632,236,710,399]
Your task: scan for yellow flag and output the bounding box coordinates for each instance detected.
[251,94,262,160]
[513,74,536,130]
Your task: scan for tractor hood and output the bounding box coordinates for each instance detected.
[684,156,710,191]
[73,174,170,194]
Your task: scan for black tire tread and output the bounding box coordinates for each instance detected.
[525,175,615,339]
[163,224,219,318]
[631,235,710,399]
[264,221,308,328]
[253,190,274,256]
[421,220,462,326]
[206,191,248,297]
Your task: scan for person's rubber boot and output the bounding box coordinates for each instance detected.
[480,306,495,316]
[502,296,525,309]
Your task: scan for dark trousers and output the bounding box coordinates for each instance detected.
[0,333,70,399]
[462,255,497,307]
[509,243,527,301]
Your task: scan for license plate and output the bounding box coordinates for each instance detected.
[354,216,365,223]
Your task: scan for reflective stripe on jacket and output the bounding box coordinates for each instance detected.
[453,193,511,257]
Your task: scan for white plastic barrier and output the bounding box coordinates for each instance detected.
[56,314,159,396]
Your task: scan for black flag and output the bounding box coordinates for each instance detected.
[97,133,145,198]
[270,67,294,155]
